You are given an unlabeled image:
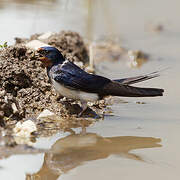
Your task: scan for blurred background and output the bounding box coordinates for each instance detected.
[1,0,180,47]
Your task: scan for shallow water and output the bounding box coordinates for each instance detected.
[0,0,180,180]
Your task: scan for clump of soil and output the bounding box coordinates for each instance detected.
[0,31,90,129]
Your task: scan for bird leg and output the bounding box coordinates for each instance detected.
[81,125,87,135]
[78,101,88,117]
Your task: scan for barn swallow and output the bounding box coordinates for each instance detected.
[37,46,164,116]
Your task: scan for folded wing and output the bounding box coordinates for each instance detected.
[53,61,111,93]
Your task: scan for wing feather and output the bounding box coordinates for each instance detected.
[53,61,110,93]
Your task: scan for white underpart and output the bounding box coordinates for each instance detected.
[52,80,99,102]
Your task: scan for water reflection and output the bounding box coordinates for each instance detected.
[27,133,161,180]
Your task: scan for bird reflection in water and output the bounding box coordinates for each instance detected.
[26,133,161,180]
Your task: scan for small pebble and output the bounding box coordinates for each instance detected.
[13,120,37,137]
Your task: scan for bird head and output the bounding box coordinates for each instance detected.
[37,46,65,67]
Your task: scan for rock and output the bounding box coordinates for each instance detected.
[13,136,32,146]
[26,40,50,50]
[37,109,55,120]
[11,103,18,114]
[38,32,54,40]
[13,120,37,137]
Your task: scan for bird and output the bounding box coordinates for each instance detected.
[37,46,164,116]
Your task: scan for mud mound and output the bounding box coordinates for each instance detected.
[0,31,89,128]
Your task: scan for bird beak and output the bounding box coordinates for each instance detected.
[37,47,44,53]
[37,48,52,67]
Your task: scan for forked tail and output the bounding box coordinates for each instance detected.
[113,71,161,85]
[101,81,164,97]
